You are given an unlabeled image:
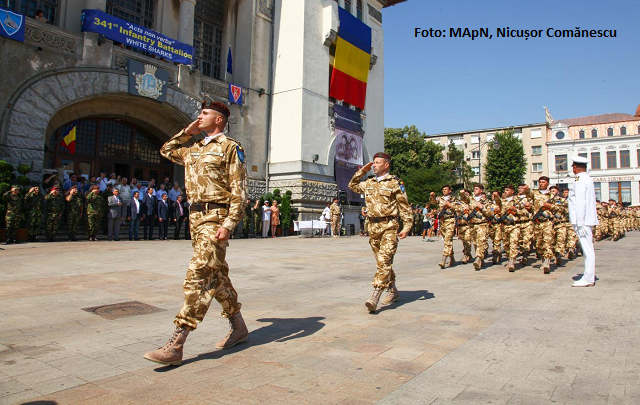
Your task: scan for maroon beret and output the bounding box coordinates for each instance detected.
[202,100,230,118]
[373,152,391,160]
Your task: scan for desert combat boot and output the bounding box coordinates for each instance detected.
[365,287,384,312]
[215,312,249,349]
[381,283,400,305]
[143,327,190,366]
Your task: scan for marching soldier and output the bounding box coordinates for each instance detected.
[531,176,559,274]
[608,200,622,240]
[550,185,570,265]
[65,185,83,241]
[330,197,341,237]
[561,188,578,259]
[430,185,459,268]
[24,186,43,242]
[488,191,503,264]
[86,185,104,241]
[45,186,64,241]
[3,185,22,244]
[500,184,524,272]
[468,185,493,270]
[517,184,534,266]
[348,152,413,313]
[144,100,248,366]
[456,190,474,264]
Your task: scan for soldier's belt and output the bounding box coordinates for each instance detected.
[515,220,529,224]
[368,215,395,223]
[536,217,552,222]
[190,202,229,212]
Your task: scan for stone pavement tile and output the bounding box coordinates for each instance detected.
[0,389,40,405]
[13,367,69,385]
[1,357,54,377]
[91,372,156,396]
[526,367,577,387]
[458,371,510,391]
[293,389,352,405]
[301,373,357,394]
[30,375,86,395]
[270,366,323,390]
[506,394,565,404]
[501,378,556,400]
[624,383,640,399]
[365,356,427,376]
[351,343,391,356]
[551,386,608,405]
[0,380,30,399]
[453,386,513,404]
[378,389,439,405]
[337,397,375,405]
[34,383,110,404]
[379,346,424,362]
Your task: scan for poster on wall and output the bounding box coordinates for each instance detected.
[0,6,25,42]
[335,128,363,166]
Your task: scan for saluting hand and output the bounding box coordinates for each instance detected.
[185,119,201,135]
[361,162,373,172]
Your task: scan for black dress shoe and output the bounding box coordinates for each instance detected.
[114,238,120,241]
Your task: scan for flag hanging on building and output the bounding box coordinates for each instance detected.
[329,7,371,110]
[61,124,77,154]
[229,83,243,105]
[226,46,233,76]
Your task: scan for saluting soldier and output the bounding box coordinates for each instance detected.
[65,185,83,241]
[24,186,43,242]
[468,184,493,270]
[348,152,413,313]
[430,185,459,268]
[330,197,341,237]
[3,185,22,244]
[144,100,248,366]
[45,186,64,241]
[86,185,104,241]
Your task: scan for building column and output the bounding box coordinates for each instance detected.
[177,0,196,46]
[85,0,107,11]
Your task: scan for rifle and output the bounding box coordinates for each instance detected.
[531,197,555,222]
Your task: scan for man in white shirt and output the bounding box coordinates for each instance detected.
[568,155,598,287]
[97,171,109,192]
[262,201,271,238]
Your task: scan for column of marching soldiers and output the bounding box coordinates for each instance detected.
[425,177,639,273]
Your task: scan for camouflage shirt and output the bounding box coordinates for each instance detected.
[553,196,569,222]
[348,169,413,234]
[3,191,22,214]
[429,194,460,219]
[330,202,341,218]
[24,190,43,212]
[86,192,104,217]
[467,196,494,224]
[45,192,64,214]
[66,193,83,215]
[160,130,247,231]
[500,196,529,224]
[532,189,559,220]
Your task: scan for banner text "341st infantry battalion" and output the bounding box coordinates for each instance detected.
[414,27,617,40]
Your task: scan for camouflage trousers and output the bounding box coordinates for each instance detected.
[67,213,81,238]
[535,220,556,259]
[470,223,489,259]
[440,217,456,257]
[26,211,42,237]
[458,225,472,258]
[489,224,502,254]
[502,224,521,259]
[554,222,571,256]
[253,212,262,236]
[331,216,341,236]
[519,222,534,254]
[87,214,102,236]
[46,213,61,237]
[368,219,399,289]
[242,215,251,237]
[174,210,241,331]
[5,212,19,240]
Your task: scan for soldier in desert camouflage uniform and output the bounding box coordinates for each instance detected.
[3,186,22,244]
[488,191,503,264]
[144,100,248,366]
[500,184,525,272]
[550,185,570,265]
[531,176,559,274]
[330,197,341,237]
[454,190,473,264]
[348,152,413,313]
[517,184,534,266]
[24,186,43,242]
[430,185,459,268]
[468,184,494,270]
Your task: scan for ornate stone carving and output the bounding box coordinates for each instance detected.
[248,179,267,200]
[25,25,79,55]
[202,79,228,99]
[368,4,382,24]
[269,179,337,203]
[259,0,274,19]
[114,54,127,69]
[324,29,337,47]
[369,54,378,70]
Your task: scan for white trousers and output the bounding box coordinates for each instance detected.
[574,225,596,283]
[262,220,270,238]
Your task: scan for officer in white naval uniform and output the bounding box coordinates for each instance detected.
[568,155,599,287]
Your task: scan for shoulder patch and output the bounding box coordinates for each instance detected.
[236,145,245,163]
[394,176,406,193]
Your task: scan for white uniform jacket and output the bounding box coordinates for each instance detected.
[568,171,599,227]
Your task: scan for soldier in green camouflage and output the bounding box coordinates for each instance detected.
[65,185,83,241]
[252,199,262,237]
[45,186,64,241]
[24,186,43,242]
[3,185,22,244]
[242,198,252,238]
[86,185,104,241]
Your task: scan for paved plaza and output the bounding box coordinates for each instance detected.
[0,232,639,404]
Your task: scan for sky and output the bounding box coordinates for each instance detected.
[382,0,640,135]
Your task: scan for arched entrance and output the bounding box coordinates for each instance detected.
[47,118,174,184]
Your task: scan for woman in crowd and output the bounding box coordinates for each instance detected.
[270,200,280,238]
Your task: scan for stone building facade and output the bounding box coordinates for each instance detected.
[0,0,404,224]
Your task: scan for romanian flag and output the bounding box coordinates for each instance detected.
[329,7,372,110]
[61,124,77,154]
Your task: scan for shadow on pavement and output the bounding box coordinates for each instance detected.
[155,316,325,370]
[376,290,435,313]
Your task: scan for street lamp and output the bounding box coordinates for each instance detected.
[473,140,500,184]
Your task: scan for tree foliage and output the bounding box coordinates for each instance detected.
[484,130,527,191]
[403,166,457,205]
[384,125,444,178]
[442,141,475,189]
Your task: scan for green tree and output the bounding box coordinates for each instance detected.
[404,166,457,205]
[484,130,527,191]
[442,141,474,189]
[384,125,444,177]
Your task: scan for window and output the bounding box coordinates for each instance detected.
[472,167,480,176]
[107,0,154,29]
[487,133,495,141]
[594,182,601,201]
[555,131,565,140]
[356,0,363,20]
[532,146,542,155]
[579,130,585,139]
[620,150,630,168]
[609,182,619,202]
[471,151,480,159]
[607,151,617,169]
[344,0,352,13]
[533,180,539,188]
[591,152,601,169]
[194,0,225,79]
[5,0,57,23]
[555,154,568,172]
[621,181,631,204]
[592,129,598,138]
[638,125,640,134]
[620,126,627,136]
[530,129,542,139]
[578,152,587,158]
[532,163,543,172]
[607,127,614,137]
[470,135,480,144]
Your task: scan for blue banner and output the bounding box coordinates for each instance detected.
[229,83,243,106]
[81,9,193,64]
[333,104,362,135]
[0,6,25,43]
